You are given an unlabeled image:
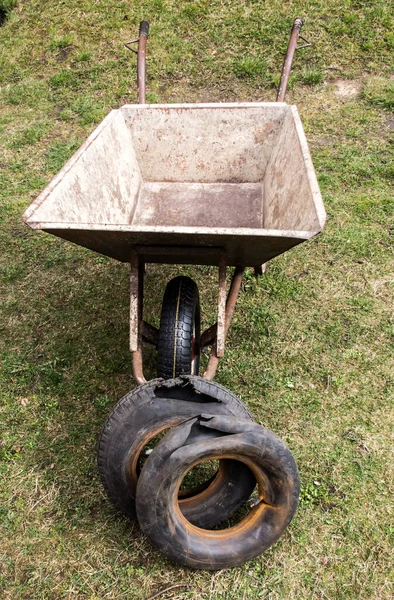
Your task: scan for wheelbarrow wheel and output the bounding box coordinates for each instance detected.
[157,276,200,379]
[136,415,300,570]
[97,376,255,528]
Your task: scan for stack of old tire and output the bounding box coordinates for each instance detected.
[98,277,300,569]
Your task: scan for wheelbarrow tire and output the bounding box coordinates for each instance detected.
[97,376,255,528]
[157,276,200,379]
[136,415,300,570]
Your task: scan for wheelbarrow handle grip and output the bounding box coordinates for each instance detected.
[292,16,304,32]
[139,20,150,37]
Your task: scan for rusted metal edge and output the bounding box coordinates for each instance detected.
[28,223,317,238]
[131,348,146,386]
[121,101,287,110]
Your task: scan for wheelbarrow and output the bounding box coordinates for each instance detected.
[23,18,326,570]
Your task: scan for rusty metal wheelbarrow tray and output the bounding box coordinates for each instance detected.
[23,101,325,268]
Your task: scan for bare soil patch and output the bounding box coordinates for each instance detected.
[333,79,362,99]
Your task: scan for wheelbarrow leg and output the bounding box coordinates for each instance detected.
[130,249,147,385]
[254,264,267,278]
[203,265,245,380]
[216,254,227,358]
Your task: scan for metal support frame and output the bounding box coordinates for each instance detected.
[129,244,245,384]
[126,17,310,383]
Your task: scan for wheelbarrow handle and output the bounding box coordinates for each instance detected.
[276,17,304,102]
[137,21,149,103]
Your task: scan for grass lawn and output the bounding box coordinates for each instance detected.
[0,1,393,598]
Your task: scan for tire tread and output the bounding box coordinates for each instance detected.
[157,277,200,379]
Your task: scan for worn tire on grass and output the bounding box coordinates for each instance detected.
[136,415,300,570]
[97,377,256,528]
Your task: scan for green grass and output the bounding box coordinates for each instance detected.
[363,76,394,110]
[1,0,393,598]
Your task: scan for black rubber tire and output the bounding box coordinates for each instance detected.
[136,415,300,570]
[157,276,200,379]
[97,376,256,528]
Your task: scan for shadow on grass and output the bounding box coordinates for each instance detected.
[1,231,182,526]
[1,223,225,540]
